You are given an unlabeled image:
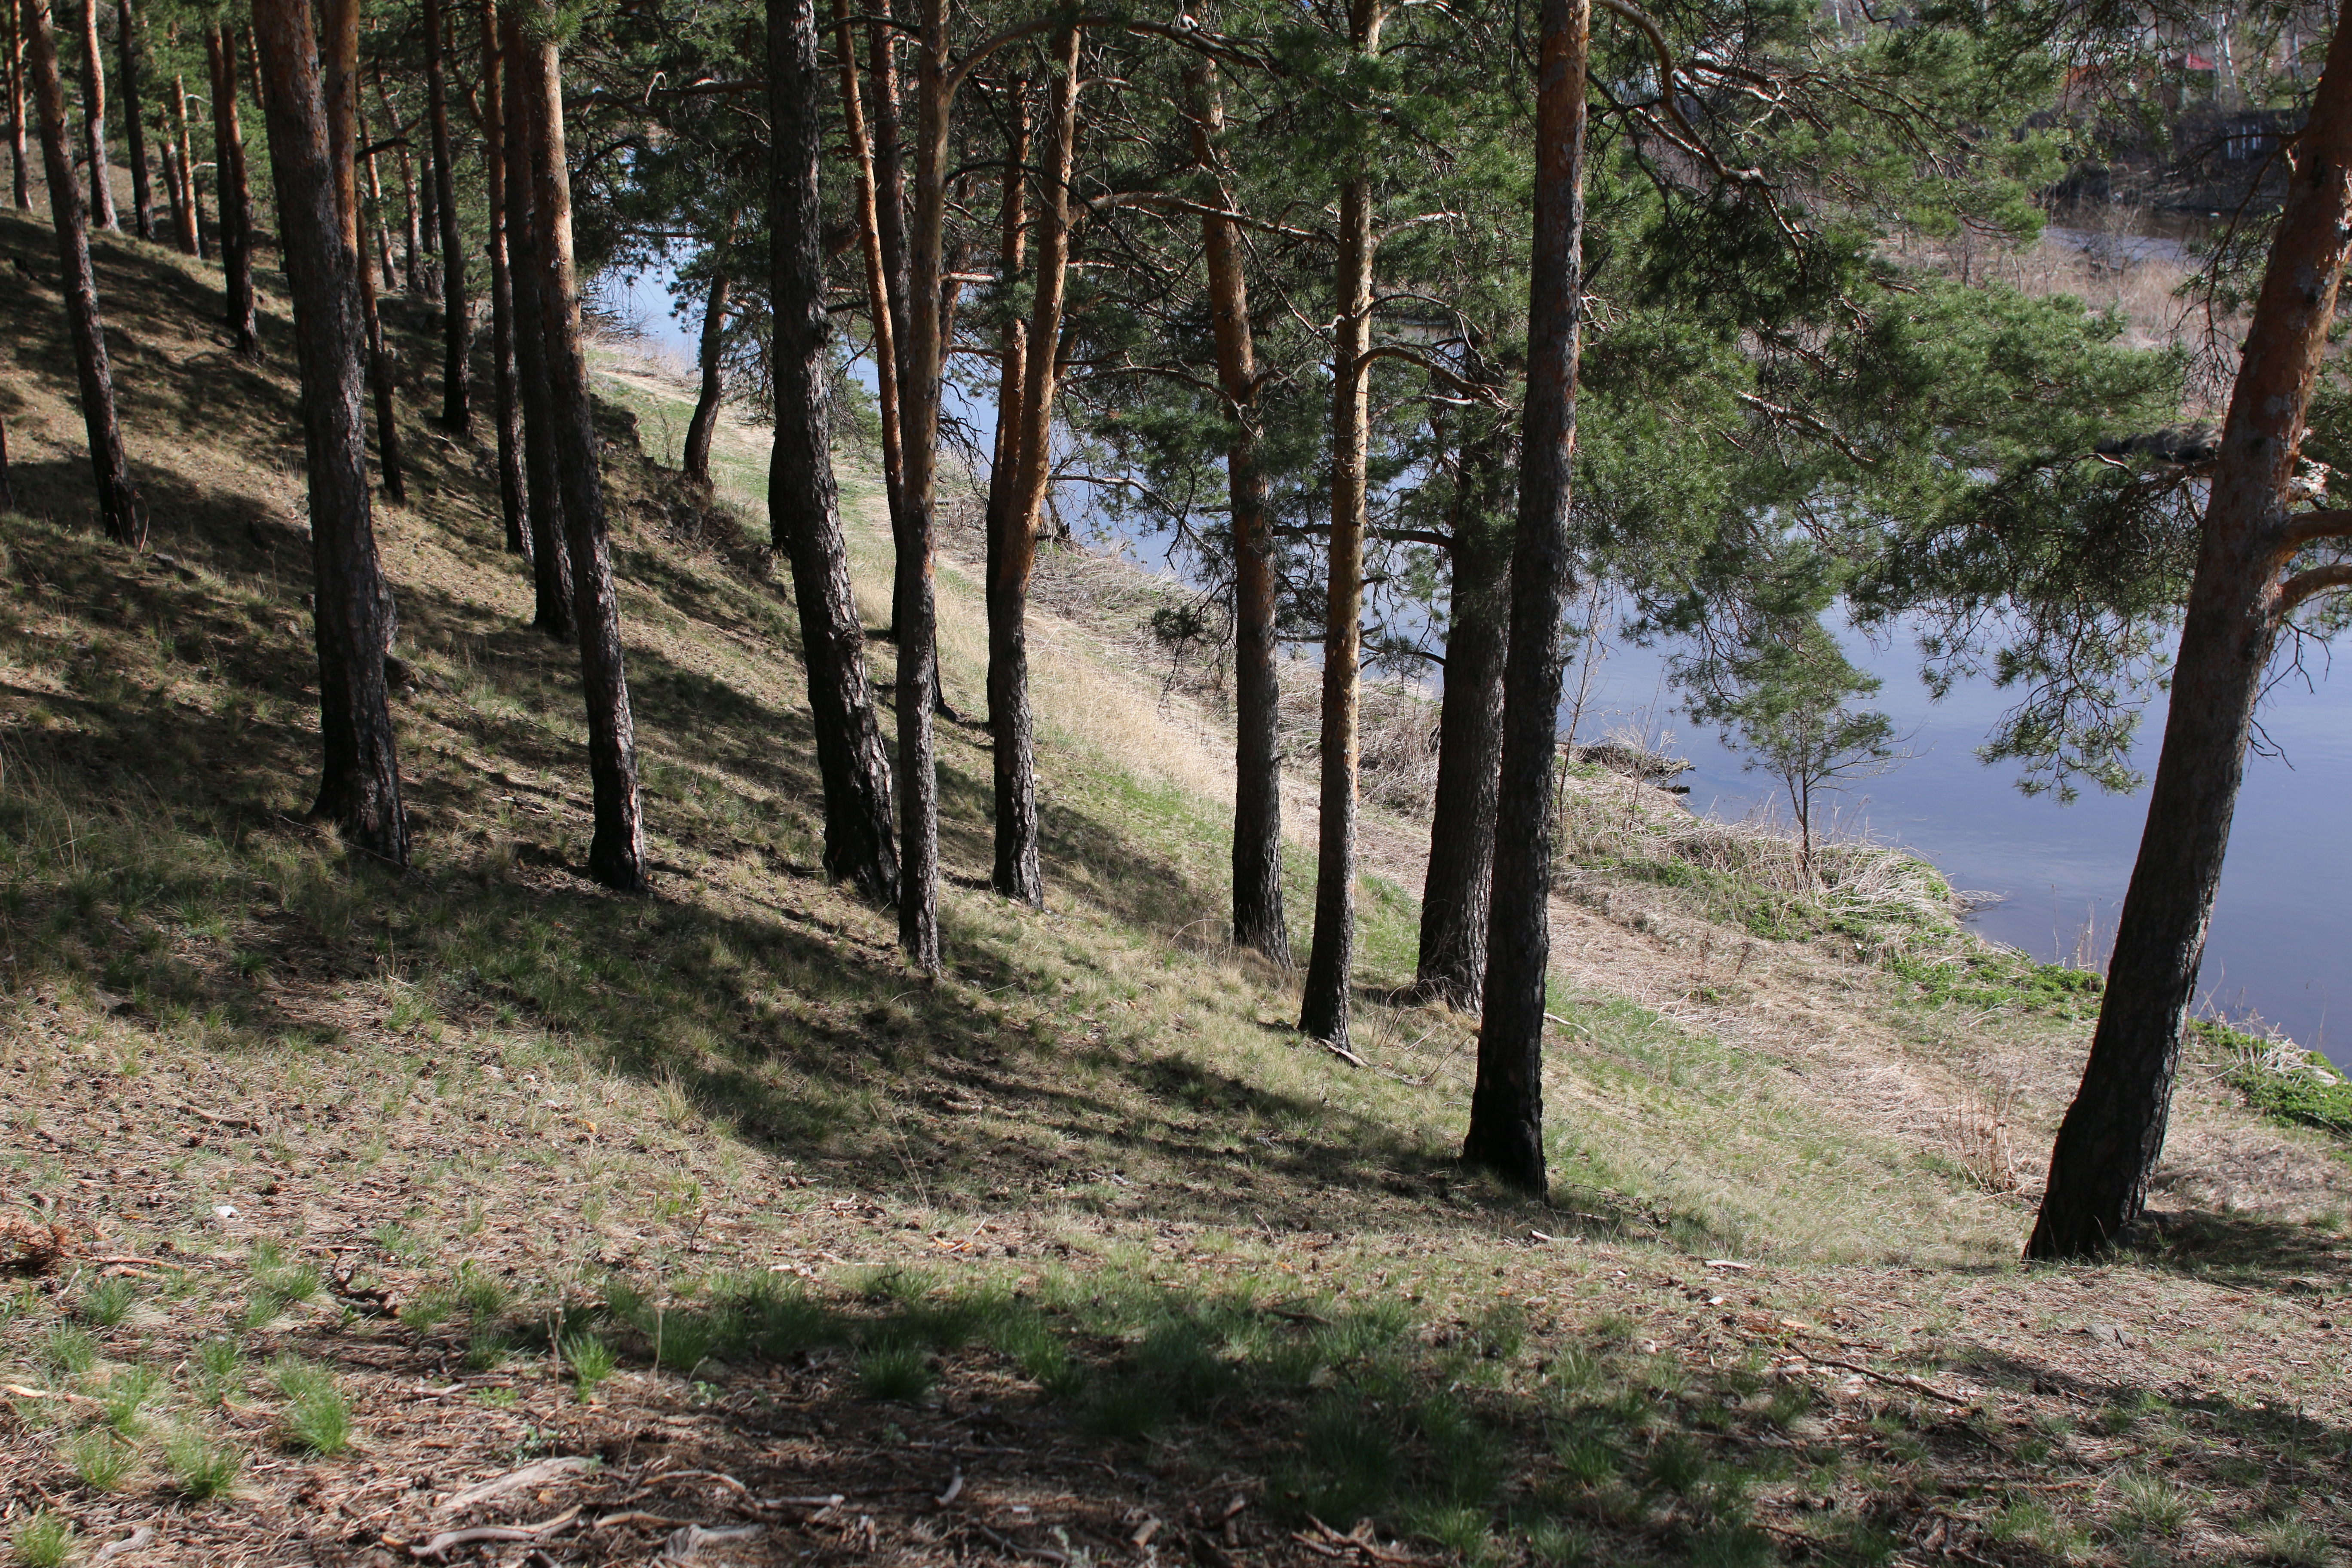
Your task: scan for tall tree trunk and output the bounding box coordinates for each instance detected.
[1462,0,1591,1194]
[1415,399,1513,1008]
[111,0,146,238]
[867,15,914,442]
[681,211,738,488]
[1188,60,1287,965]
[360,98,396,290]
[205,24,257,356]
[167,68,197,254]
[829,0,906,569]
[988,26,1078,908]
[23,0,141,545]
[8,0,28,210]
[501,11,570,637]
[322,0,404,504]
[480,0,525,555]
[769,0,897,903]
[376,67,421,294]
[1298,0,1383,1047]
[422,0,467,430]
[520,11,647,892]
[891,0,948,971]
[72,0,110,228]
[156,129,180,242]
[251,0,409,863]
[2026,5,2352,1259]
[983,76,1030,864]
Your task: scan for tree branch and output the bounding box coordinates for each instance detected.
[2278,561,2352,612]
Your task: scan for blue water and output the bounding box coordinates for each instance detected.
[599,263,2349,1068]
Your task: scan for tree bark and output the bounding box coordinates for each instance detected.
[205,24,257,356]
[376,66,422,294]
[983,77,1033,887]
[422,0,467,430]
[830,0,906,559]
[1188,61,1288,965]
[111,0,147,239]
[520,12,647,892]
[251,0,409,864]
[322,0,404,505]
[987,27,1078,908]
[2025,4,2352,1260]
[769,0,897,903]
[1298,0,1383,1047]
[1462,0,1590,1195]
[359,96,397,290]
[1416,400,1513,1008]
[479,0,524,555]
[7,0,28,211]
[23,0,141,545]
[72,0,109,229]
[501,11,570,637]
[682,211,738,488]
[167,68,197,254]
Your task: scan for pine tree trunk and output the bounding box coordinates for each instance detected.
[8,0,29,211]
[322,0,404,505]
[479,0,524,555]
[360,103,397,290]
[986,27,1078,908]
[72,0,110,229]
[520,14,647,892]
[1188,61,1288,965]
[891,0,949,971]
[682,218,736,488]
[23,0,141,545]
[1462,0,1590,1194]
[868,15,914,450]
[1417,402,1513,1008]
[377,67,421,294]
[2026,6,2352,1260]
[156,130,181,243]
[769,0,897,903]
[167,69,197,254]
[250,0,409,864]
[983,79,1032,881]
[422,0,467,430]
[829,0,906,559]
[501,12,571,637]
[205,24,257,356]
[111,0,147,238]
[1300,0,1384,1047]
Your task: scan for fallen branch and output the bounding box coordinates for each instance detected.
[435,1456,596,1515]
[1798,1353,1972,1406]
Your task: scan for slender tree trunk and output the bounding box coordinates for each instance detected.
[8,0,28,211]
[830,0,906,556]
[1463,0,1591,1194]
[1188,61,1288,965]
[205,24,257,355]
[167,68,197,254]
[112,0,147,238]
[983,76,1031,867]
[480,0,525,555]
[422,0,467,429]
[1416,402,1513,1008]
[72,0,110,229]
[867,15,914,438]
[23,0,141,544]
[1299,0,1384,1047]
[251,0,408,863]
[377,67,421,294]
[986,26,1078,907]
[322,0,404,504]
[156,130,181,244]
[501,11,570,637]
[682,211,738,488]
[770,0,897,903]
[2026,5,2352,1259]
[520,12,646,892]
[891,0,949,971]
[360,100,396,290]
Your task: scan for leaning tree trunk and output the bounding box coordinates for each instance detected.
[868,12,915,518]
[251,0,409,864]
[501,12,571,637]
[521,12,647,892]
[479,0,524,555]
[72,0,110,229]
[989,25,1078,908]
[24,0,142,545]
[205,23,257,355]
[322,0,404,504]
[1464,0,1589,1194]
[830,0,906,557]
[422,0,467,430]
[1417,400,1514,1008]
[167,69,198,254]
[2026,3,2352,1259]
[682,212,738,488]
[8,0,29,211]
[113,0,148,239]
[1298,0,1384,1048]
[1188,60,1288,965]
[769,0,897,903]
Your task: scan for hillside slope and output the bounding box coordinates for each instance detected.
[3,206,2349,1568]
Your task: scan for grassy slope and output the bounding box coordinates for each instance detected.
[2,207,2349,1568]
